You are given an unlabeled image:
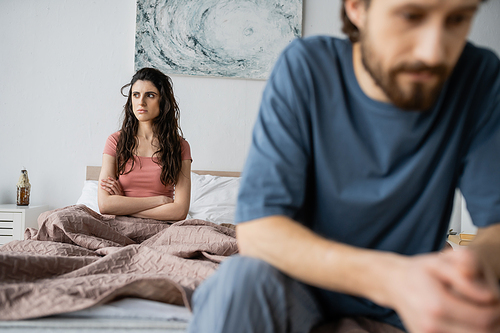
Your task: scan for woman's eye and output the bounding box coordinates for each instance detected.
[133,93,140,98]
[402,12,423,22]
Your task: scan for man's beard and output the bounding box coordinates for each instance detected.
[359,34,450,111]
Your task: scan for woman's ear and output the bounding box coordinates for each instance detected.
[344,0,368,32]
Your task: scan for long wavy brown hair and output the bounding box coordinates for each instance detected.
[116,67,183,186]
[341,0,487,43]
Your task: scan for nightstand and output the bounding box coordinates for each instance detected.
[0,204,49,245]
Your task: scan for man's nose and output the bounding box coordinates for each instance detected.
[413,24,447,67]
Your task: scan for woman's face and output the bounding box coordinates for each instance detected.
[131,80,161,123]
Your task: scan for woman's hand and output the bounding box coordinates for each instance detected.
[161,196,174,204]
[100,177,124,196]
[128,160,191,221]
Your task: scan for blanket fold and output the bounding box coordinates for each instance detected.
[0,205,238,320]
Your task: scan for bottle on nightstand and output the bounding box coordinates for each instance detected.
[16,169,31,206]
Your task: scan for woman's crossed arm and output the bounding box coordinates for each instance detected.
[97,154,191,221]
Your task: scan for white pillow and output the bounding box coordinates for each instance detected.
[76,180,100,213]
[189,172,240,224]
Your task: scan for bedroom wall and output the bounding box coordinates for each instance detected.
[1,0,499,217]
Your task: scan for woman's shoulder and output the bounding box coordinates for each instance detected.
[180,137,189,146]
[103,131,121,156]
[180,137,192,161]
[107,131,121,144]
[109,131,121,140]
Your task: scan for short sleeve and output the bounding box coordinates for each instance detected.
[181,138,192,161]
[459,53,500,227]
[103,132,120,157]
[235,40,312,224]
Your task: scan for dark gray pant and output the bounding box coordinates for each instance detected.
[188,255,323,333]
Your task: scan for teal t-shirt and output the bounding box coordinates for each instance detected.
[236,36,500,330]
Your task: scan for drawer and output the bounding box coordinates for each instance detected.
[0,219,15,236]
[0,221,14,228]
[0,212,22,242]
[0,235,14,245]
[0,226,14,236]
[0,213,16,222]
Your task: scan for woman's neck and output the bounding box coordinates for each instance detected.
[134,122,158,157]
[136,122,155,141]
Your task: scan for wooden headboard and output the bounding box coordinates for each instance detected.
[86,166,240,181]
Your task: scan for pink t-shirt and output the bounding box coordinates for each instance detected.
[103,131,192,198]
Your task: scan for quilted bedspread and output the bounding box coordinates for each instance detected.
[0,205,238,320]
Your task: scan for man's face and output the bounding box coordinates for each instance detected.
[358,0,480,111]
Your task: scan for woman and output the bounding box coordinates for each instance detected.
[98,67,191,221]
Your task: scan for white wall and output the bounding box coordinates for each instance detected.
[1,0,499,211]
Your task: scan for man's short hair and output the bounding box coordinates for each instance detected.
[341,0,487,43]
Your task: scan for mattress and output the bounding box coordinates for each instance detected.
[0,299,190,332]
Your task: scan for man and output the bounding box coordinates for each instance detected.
[189,0,500,332]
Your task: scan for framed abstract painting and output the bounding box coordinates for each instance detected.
[135,0,302,79]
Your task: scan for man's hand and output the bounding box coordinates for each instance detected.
[238,216,500,332]
[388,249,500,333]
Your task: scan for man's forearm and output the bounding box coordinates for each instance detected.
[236,215,405,307]
[469,223,500,279]
[237,215,500,332]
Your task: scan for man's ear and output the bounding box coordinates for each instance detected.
[344,0,367,31]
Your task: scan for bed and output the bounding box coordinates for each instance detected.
[0,168,241,332]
